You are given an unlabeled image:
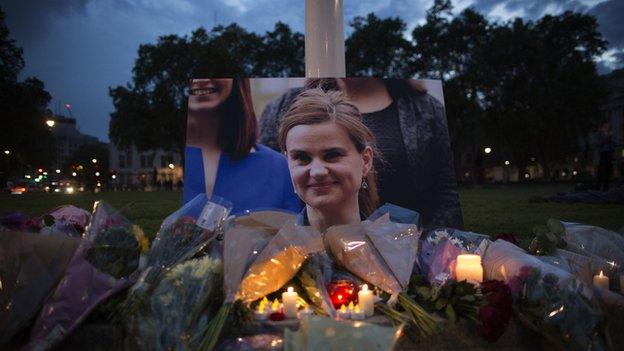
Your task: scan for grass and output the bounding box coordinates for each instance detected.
[1,184,622,247]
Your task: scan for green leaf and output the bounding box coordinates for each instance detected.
[434,298,448,310]
[445,304,456,323]
[546,219,565,235]
[532,225,548,236]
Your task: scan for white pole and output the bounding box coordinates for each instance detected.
[305,0,346,77]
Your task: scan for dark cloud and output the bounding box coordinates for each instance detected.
[589,0,624,47]
[469,0,589,20]
[2,0,89,43]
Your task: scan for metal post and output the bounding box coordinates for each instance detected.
[305,0,346,77]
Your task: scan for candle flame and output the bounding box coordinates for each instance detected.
[337,294,343,301]
[272,299,279,311]
[354,305,361,313]
[348,301,354,310]
[340,305,347,312]
[362,284,369,292]
[599,270,604,277]
[287,286,294,293]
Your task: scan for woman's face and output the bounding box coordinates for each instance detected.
[285,121,372,212]
[188,79,234,111]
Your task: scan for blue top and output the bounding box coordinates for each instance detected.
[183,144,301,215]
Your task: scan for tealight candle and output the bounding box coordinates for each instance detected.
[254,301,269,321]
[282,287,298,318]
[271,298,280,312]
[455,254,483,284]
[337,304,350,319]
[298,307,314,318]
[347,301,354,311]
[593,270,609,290]
[358,284,374,317]
[350,305,365,320]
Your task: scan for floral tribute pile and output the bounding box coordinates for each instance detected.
[1,198,623,351]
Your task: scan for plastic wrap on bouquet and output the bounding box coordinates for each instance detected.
[39,205,91,237]
[25,201,143,351]
[298,252,337,317]
[0,232,80,345]
[283,316,403,351]
[367,203,420,225]
[324,216,419,295]
[237,221,323,303]
[483,239,574,288]
[131,194,231,301]
[560,222,624,282]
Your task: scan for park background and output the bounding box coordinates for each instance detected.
[1,0,623,247]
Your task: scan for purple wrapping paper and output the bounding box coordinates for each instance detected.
[23,243,133,351]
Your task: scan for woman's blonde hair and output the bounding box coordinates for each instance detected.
[278,88,379,217]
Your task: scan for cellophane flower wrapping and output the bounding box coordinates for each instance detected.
[0,232,80,345]
[236,221,323,303]
[127,194,231,309]
[324,215,419,296]
[283,316,403,351]
[223,211,297,303]
[39,205,91,237]
[135,256,222,351]
[25,201,141,351]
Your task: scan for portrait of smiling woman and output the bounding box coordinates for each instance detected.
[278,88,378,232]
[183,78,300,215]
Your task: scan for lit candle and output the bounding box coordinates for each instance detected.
[347,301,354,311]
[593,270,609,290]
[358,284,374,317]
[271,298,280,312]
[298,307,313,318]
[350,304,365,320]
[282,287,298,318]
[455,254,483,284]
[337,304,350,319]
[254,301,269,321]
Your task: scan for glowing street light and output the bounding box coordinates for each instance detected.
[484,147,492,154]
[95,171,100,177]
[91,158,98,164]
[111,174,117,179]
[55,169,61,174]
[3,150,9,155]
[25,175,31,179]
[45,119,56,128]
[72,172,77,177]
[504,160,510,166]
[168,163,175,169]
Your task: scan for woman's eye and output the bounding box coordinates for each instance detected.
[292,154,310,163]
[324,152,342,161]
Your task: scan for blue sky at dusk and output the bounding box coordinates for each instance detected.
[3,0,623,142]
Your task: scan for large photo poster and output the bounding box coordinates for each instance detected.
[184,78,462,229]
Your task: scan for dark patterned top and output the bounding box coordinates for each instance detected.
[361,101,418,214]
[259,84,463,229]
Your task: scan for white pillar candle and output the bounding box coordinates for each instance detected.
[282,287,299,318]
[455,254,483,284]
[358,284,374,317]
[350,305,365,320]
[593,271,609,290]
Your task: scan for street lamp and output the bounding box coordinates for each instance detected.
[92,158,97,164]
[168,163,175,169]
[95,171,100,177]
[3,150,9,155]
[55,169,61,174]
[484,147,492,154]
[45,119,56,128]
[504,160,510,166]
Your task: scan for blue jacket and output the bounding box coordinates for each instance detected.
[183,144,301,215]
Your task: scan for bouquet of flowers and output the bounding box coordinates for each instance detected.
[123,194,232,316]
[324,215,437,336]
[134,256,223,351]
[198,212,321,350]
[39,205,91,237]
[0,232,80,345]
[25,201,145,351]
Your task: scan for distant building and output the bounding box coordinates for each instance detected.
[108,143,182,190]
[596,68,624,177]
[49,115,105,169]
